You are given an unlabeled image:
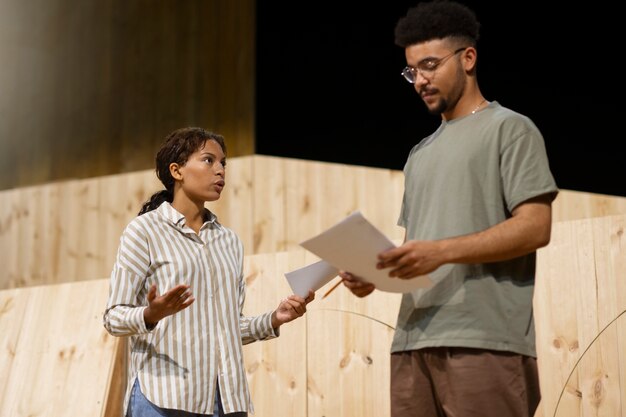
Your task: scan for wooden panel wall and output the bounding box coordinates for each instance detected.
[552,189,626,221]
[4,216,625,417]
[0,250,400,417]
[0,0,255,191]
[535,214,626,417]
[0,279,121,417]
[2,155,626,291]
[2,157,626,416]
[0,156,406,290]
[242,250,400,417]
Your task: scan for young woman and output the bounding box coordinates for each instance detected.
[104,127,314,417]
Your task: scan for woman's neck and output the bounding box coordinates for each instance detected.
[172,196,205,234]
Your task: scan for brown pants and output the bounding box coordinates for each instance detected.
[390,347,540,417]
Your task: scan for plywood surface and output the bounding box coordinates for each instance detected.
[535,214,626,417]
[242,249,401,417]
[0,279,119,417]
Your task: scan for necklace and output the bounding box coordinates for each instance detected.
[471,99,487,114]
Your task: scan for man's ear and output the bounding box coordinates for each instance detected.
[170,163,183,181]
[462,46,477,72]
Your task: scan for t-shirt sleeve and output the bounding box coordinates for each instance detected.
[500,121,558,212]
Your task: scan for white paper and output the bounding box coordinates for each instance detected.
[299,211,433,293]
[285,259,339,298]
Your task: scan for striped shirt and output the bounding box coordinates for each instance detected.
[103,202,277,415]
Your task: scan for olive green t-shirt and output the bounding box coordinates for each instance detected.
[393,101,558,357]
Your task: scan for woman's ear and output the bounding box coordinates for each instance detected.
[170,162,183,181]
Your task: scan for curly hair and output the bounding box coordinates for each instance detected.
[394,0,480,48]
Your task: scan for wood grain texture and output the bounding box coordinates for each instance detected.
[535,214,626,417]
[0,279,120,417]
[552,189,626,222]
[0,156,408,290]
[242,251,308,417]
[242,249,401,417]
[3,157,626,416]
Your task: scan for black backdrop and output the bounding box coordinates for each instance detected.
[256,2,624,197]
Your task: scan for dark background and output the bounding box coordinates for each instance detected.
[256,2,624,197]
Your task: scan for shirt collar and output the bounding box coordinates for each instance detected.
[157,201,217,228]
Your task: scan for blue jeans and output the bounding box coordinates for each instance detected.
[127,379,247,417]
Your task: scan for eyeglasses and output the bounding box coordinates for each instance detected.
[401,47,467,84]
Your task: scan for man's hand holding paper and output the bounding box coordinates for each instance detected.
[299,211,433,293]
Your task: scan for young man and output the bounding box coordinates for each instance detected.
[340,1,558,416]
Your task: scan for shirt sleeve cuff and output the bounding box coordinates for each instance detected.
[135,306,156,333]
[262,311,280,339]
